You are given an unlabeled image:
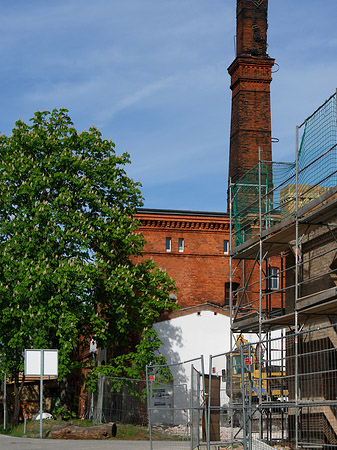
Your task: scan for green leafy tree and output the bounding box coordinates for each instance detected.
[0,108,176,423]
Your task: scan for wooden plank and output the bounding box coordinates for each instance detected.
[297,184,337,219]
[297,287,337,311]
[262,312,296,328]
[299,298,337,316]
[300,196,337,225]
[231,312,260,333]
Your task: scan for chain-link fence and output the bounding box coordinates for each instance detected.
[209,322,337,450]
[146,356,206,450]
[82,323,337,449]
[84,376,147,425]
[231,92,337,248]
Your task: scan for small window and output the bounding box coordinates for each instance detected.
[268,267,279,290]
[225,282,230,305]
[166,237,171,252]
[232,355,242,375]
[224,282,239,306]
[224,240,229,254]
[178,238,184,252]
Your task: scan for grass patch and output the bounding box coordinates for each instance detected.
[0,420,184,441]
[110,423,184,441]
[1,419,95,439]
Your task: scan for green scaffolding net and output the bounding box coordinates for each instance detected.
[232,92,337,247]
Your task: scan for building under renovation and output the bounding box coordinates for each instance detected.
[136,0,282,398]
[229,90,337,449]
[74,1,337,448]
[226,1,337,448]
[147,1,337,449]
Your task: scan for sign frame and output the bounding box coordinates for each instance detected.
[24,349,58,438]
[24,349,58,377]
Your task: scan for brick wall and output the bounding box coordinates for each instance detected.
[228,0,274,185]
[135,210,236,309]
[301,226,337,298]
[236,0,269,58]
[135,209,282,314]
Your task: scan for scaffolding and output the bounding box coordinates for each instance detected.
[229,91,337,448]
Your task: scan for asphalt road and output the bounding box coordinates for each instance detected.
[0,435,192,449]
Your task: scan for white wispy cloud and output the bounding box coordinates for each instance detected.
[0,0,336,211]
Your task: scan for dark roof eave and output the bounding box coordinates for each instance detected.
[136,208,229,218]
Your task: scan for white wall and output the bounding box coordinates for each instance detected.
[152,310,231,425]
[152,311,285,425]
[154,310,231,375]
[154,311,284,374]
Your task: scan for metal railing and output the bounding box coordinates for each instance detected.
[146,356,206,450]
[209,323,337,449]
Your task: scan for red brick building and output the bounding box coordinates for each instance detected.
[135,209,235,309]
[136,0,279,320]
[80,0,282,423]
[136,209,282,321]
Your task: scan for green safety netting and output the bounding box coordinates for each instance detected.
[232,92,337,247]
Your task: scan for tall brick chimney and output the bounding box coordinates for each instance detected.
[228,0,274,186]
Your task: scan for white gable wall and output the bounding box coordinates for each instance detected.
[151,310,231,425]
[152,311,284,425]
[154,310,231,375]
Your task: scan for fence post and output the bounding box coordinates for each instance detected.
[200,355,204,449]
[190,364,193,450]
[206,355,211,450]
[295,124,299,449]
[3,373,6,431]
[146,365,153,450]
[240,346,247,450]
[248,344,252,450]
[258,147,263,441]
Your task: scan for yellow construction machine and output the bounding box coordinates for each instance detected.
[225,334,288,403]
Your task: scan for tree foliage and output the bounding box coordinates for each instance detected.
[0,108,176,410]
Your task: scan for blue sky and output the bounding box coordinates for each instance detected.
[1,1,337,212]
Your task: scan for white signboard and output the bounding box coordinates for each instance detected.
[43,350,58,376]
[24,349,58,376]
[24,349,58,439]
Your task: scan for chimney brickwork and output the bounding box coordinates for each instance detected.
[228,0,274,185]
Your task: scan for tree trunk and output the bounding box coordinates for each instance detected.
[12,377,25,425]
[59,375,73,415]
[51,423,117,439]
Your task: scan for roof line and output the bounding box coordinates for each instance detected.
[136,208,229,217]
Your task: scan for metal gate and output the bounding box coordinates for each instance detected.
[209,323,337,449]
[146,356,207,450]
